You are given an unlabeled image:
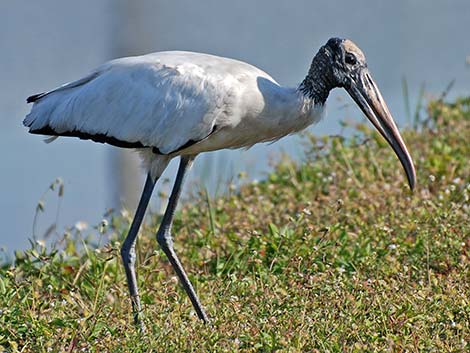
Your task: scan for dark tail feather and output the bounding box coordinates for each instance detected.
[27,92,47,103]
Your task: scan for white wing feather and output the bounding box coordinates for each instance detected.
[24,51,272,154]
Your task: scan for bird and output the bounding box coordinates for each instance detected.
[24,37,416,327]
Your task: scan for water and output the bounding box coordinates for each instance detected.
[1,1,469,256]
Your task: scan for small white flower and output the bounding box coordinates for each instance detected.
[388,244,397,250]
[99,219,108,235]
[74,221,88,232]
[429,175,436,182]
[382,226,392,233]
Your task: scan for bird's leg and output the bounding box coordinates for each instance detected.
[156,155,209,322]
[120,173,156,330]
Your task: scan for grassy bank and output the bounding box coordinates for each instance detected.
[1,97,470,352]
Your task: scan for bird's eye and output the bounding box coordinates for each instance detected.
[345,53,357,65]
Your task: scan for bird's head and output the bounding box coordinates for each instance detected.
[301,37,416,190]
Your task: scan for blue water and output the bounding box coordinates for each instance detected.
[1,1,469,257]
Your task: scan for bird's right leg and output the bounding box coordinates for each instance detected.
[120,173,156,330]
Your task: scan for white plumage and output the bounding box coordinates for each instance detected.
[25,51,323,178]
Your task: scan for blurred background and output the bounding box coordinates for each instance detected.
[1,1,469,256]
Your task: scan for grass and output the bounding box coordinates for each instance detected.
[1,97,470,352]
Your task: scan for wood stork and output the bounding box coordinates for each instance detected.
[24,38,416,326]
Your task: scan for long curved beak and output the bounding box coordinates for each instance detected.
[345,68,416,190]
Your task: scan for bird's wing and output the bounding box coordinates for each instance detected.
[24,51,266,154]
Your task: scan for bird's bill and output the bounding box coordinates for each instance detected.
[345,69,416,190]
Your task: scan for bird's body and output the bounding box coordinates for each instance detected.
[24,38,416,328]
[25,51,324,177]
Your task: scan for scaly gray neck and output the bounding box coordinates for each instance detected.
[298,46,336,105]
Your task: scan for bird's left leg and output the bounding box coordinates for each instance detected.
[156,155,209,322]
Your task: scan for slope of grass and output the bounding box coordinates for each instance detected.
[1,97,470,352]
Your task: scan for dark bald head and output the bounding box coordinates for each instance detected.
[323,37,368,88]
[300,37,369,103]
